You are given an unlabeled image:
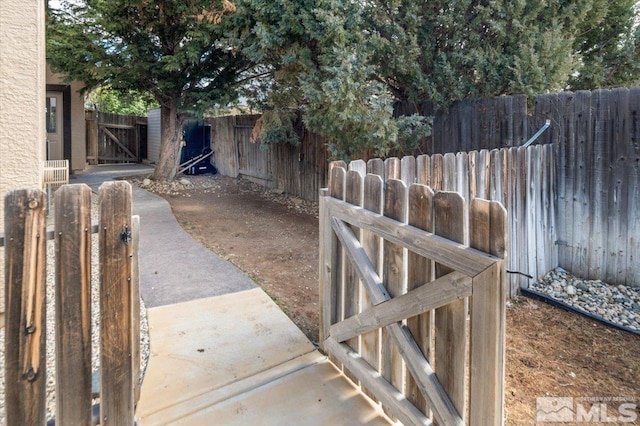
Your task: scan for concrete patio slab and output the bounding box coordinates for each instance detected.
[136,288,392,426]
[175,360,392,426]
[136,287,316,421]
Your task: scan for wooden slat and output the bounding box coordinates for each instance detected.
[382,179,407,415]
[406,184,434,414]
[323,338,432,426]
[416,154,431,186]
[468,150,478,201]
[401,156,416,185]
[343,170,364,382]
[456,152,470,206]
[100,123,136,130]
[469,200,506,426]
[319,188,332,347]
[324,197,495,277]
[4,189,47,426]
[516,146,530,287]
[131,215,142,404]
[360,174,383,401]
[589,89,610,280]
[431,154,443,191]
[348,159,367,177]
[626,88,640,285]
[55,184,93,425]
[367,158,384,177]
[99,181,135,425]
[102,127,137,160]
[442,153,456,191]
[607,88,629,283]
[433,191,467,423]
[571,91,592,276]
[325,167,345,367]
[385,157,401,180]
[525,147,537,283]
[330,272,471,343]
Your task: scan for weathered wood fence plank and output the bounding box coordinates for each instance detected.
[4,190,48,426]
[99,181,135,425]
[381,179,407,419]
[55,184,93,425]
[360,173,383,402]
[433,192,467,423]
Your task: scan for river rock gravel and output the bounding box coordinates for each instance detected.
[530,267,640,332]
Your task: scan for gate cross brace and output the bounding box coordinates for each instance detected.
[327,217,465,426]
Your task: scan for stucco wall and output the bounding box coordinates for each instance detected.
[47,66,87,172]
[0,0,46,311]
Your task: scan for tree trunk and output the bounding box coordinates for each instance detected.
[154,103,185,181]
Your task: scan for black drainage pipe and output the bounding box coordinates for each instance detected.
[520,288,640,337]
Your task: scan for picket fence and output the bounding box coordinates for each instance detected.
[2,181,140,425]
[342,144,555,297]
[320,164,507,424]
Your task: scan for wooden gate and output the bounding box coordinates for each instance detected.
[319,161,507,425]
[234,115,273,183]
[87,111,147,164]
[3,181,141,425]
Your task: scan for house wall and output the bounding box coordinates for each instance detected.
[0,0,46,312]
[147,108,161,163]
[46,66,87,172]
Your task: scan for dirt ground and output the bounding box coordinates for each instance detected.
[139,174,639,424]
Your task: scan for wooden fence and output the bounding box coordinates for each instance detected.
[335,145,555,297]
[210,115,330,201]
[211,87,640,288]
[86,111,147,165]
[407,88,640,287]
[320,164,506,425]
[3,181,141,425]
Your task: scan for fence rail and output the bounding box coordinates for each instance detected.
[3,181,140,425]
[319,163,506,425]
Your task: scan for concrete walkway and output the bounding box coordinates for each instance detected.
[73,165,392,425]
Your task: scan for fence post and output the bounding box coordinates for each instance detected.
[99,181,134,425]
[4,189,47,425]
[55,184,93,425]
[469,199,507,425]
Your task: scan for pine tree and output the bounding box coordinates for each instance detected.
[48,0,250,180]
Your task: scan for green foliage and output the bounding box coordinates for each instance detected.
[240,0,405,160]
[47,0,249,114]
[569,0,640,89]
[256,110,300,146]
[87,86,158,116]
[47,0,640,164]
[47,0,253,179]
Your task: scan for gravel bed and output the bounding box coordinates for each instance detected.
[530,267,640,331]
[0,196,150,423]
[128,174,320,218]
